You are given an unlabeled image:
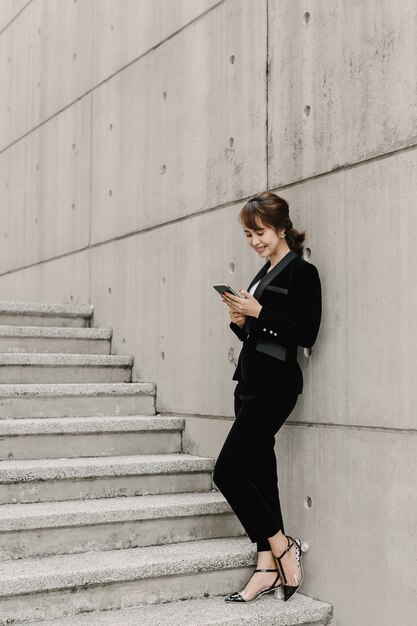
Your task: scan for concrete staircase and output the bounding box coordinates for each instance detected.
[0,301,332,625]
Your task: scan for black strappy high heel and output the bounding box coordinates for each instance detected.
[273,536,308,602]
[224,567,282,603]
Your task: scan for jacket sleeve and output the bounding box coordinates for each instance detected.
[252,262,322,348]
[229,321,248,342]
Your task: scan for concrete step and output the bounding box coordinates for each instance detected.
[21,594,333,626]
[0,537,258,624]
[0,326,112,354]
[0,416,184,460]
[0,353,133,384]
[0,492,244,560]
[0,382,156,418]
[0,301,93,328]
[0,453,214,504]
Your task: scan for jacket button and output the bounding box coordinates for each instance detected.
[269,330,273,334]
[274,332,277,336]
[263,328,267,332]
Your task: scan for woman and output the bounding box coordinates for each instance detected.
[213,191,322,603]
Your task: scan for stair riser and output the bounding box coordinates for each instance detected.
[0,514,244,561]
[0,394,155,418]
[0,338,111,355]
[0,366,131,385]
[0,431,182,460]
[22,617,328,626]
[0,566,254,625]
[0,473,212,504]
[0,315,89,328]
[16,596,333,626]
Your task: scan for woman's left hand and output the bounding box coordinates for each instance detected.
[222,290,262,318]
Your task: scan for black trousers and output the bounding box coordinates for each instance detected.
[213,382,298,552]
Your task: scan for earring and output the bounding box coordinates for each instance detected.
[281,233,286,238]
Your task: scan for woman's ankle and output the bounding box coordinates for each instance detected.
[256,550,276,570]
[268,530,289,556]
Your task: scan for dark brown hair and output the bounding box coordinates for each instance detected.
[239,191,305,255]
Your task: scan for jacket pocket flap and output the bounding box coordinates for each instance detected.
[265,286,288,295]
[255,338,287,361]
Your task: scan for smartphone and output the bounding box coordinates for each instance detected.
[213,283,244,298]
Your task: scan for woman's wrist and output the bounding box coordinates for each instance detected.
[254,304,262,318]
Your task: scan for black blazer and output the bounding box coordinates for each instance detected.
[230,253,322,395]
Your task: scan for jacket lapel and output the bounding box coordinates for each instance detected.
[243,251,297,336]
[246,261,270,292]
[252,251,298,302]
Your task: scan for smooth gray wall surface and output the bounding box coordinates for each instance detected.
[91,0,266,243]
[0,0,27,31]
[1,1,416,624]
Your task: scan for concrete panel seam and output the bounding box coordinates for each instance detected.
[0,0,227,157]
[0,195,244,278]
[161,413,417,435]
[0,0,32,37]
[89,0,227,91]
[276,139,417,192]
[4,136,417,278]
[0,245,91,279]
[285,420,417,436]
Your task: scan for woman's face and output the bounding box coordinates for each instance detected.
[243,221,285,259]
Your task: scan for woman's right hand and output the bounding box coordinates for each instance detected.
[229,309,246,329]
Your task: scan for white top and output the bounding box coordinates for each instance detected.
[249,279,261,296]
[249,263,273,296]
[249,258,281,296]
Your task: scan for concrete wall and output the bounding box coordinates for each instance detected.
[1,1,416,623]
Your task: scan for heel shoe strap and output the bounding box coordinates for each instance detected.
[254,568,279,573]
[274,536,295,584]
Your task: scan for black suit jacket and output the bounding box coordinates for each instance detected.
[230,253,322,394]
